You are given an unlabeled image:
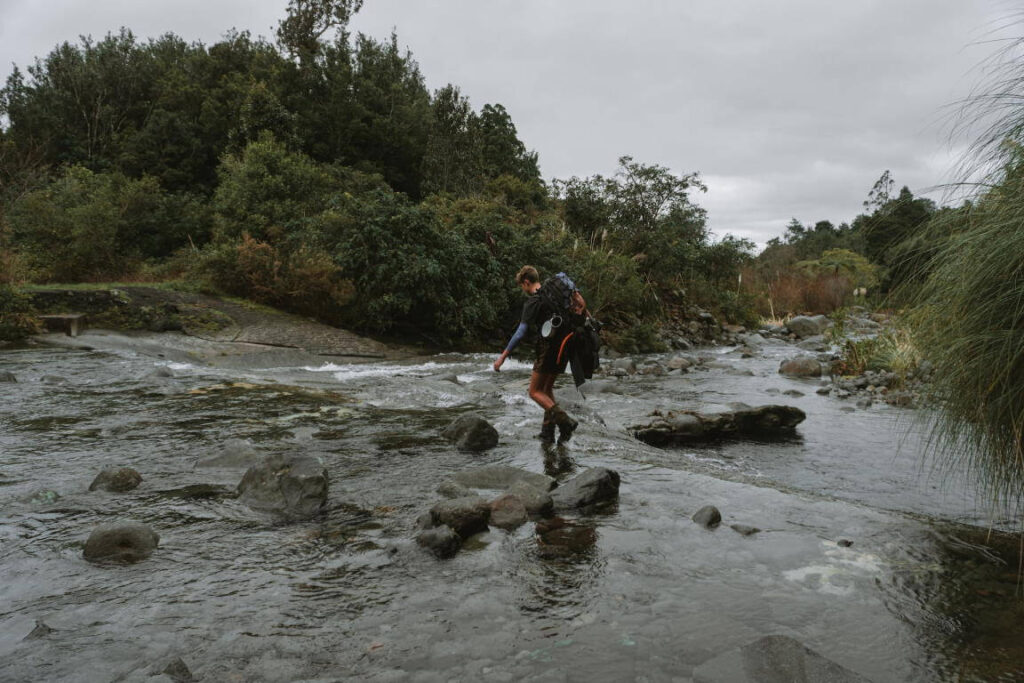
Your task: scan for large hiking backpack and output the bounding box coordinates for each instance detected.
[540,272,602,386]
[540,272,586,327]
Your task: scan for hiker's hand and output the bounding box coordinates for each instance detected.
[493,350,509,372]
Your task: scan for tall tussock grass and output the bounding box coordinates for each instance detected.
[906,29,1024,508]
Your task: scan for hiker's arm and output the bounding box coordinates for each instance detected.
[494,322,528,371]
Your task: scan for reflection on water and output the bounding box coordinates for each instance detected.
[0,342,1022,681]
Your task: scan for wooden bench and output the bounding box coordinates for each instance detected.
[39,314,87,337]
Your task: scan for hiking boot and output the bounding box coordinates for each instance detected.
[551,404,578,444]
[537,409,556,443]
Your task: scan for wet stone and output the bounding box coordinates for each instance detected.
[416,526,462,559]
[453,465,555,492]
[692,505,722,529]
[158,484,234,500]
[83,522,159,564]
[441,413,499,452]
[237,453,329,520]
[730,524,761,536]
[159,657,194,683]
[429,496,490,538]
[88,467,142,493]
[490,494,529,530]
[778,356,822,377]
[838,539,854,547]
[436,480,473,499]
[551,467,620,510]
[693,634,870,683]
[0,371,16,382]
[24,620,55,640]
[195,439,261,469]
[508,480,554,517]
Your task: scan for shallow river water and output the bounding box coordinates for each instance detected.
[1,332,1023,682]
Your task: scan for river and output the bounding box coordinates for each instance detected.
[1,331,1022,682]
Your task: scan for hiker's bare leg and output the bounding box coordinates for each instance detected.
[528,371,556,411]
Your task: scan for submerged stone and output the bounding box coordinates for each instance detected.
[693,634,870,682]
[508,479,555,517]
[416,526,462,559]
[0,371,17,382]
[453,465,555,492]
[730,524,761,536]
[83,522,159,563]
[88,467,142,493]
[630,405,805,446]
[24,620,55,640]
[237,453,329,520]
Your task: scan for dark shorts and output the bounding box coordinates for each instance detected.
[533,336,570,374]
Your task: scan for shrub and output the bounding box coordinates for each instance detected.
[0,284,41,341]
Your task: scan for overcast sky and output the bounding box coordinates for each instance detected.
[0,0,1008,246]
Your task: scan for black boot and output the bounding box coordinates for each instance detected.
[537,408,556,443]
[551,404,578,443]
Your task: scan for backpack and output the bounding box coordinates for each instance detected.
[540,272,586,326]
[540,272,602,386]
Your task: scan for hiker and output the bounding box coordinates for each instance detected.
[493,265,580,443]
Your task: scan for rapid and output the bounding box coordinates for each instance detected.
[1,331,1022,682]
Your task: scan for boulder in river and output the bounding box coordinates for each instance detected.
[730,523,761,536]
[490,494,529,530]
[88,467,142,492]
[237,453,329,520]
[692,505,722,529]
[83,522,159,563]
[453,465,555,492]
[441,413,499,452]
[551,467,620,510]
[24,620,55,640]
[630,405,806,446]
[417,525,462,559]
[779,356,822,377]
[429,496,491,538]
[693,634,870,683]
[0,371,16,382]
[436,480,474,499]
[785,314,832,339]
[508,479,555,517]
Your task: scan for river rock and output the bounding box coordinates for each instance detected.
[88,467,142,492]
[796,335,828,351]
[441,413,499,452]
[779,356,822,377]
[237,453,329,520]
[453,465,555,492]
[693,634,870,683]
[611,358,637,375]
[0,371,16,382]
[630,405,806,446]
[730,524,761,536]
[195,439,262,469]
[666,354,696,370]
[508,479,555,516]
[551,467,620,510]
[429,496,491,538]
[786,315,832,339]
[490,494,529,530]
[692,505,722,529]
[437,480,474,499]
[24,620,55,640]
[416,526,462,559]
[83,522,159,563]
[158,657,194,683]
[536,517,597,557]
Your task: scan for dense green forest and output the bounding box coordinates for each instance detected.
[0,0,755,348]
